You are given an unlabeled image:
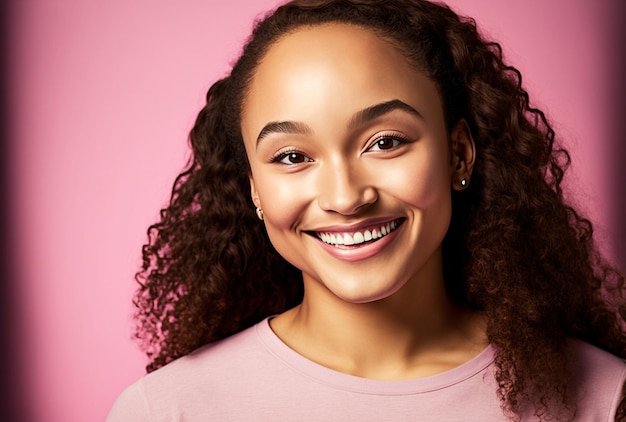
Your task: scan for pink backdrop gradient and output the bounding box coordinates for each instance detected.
[6,1,622,421]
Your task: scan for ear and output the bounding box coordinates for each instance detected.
[450,119,476,191]
[249,172,261,209]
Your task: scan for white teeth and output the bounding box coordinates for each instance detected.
[343,233,355,245]
[317,219,401,247]
[336,234,344,245]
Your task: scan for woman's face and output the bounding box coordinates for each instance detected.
[241,24,468,304]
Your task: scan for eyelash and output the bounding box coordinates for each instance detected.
[366,133,411,152]
[270,148,312,165]
[269,133,411,165]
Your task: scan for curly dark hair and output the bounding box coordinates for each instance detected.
[132,0,626,419]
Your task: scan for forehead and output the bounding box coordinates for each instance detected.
[263,23,404,66]
[241,23,442,141]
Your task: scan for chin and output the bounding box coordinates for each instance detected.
[317,274,406,304]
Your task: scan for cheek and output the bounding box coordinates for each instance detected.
[253,173,316,272]
[380,149,452,210]
[255,173,314,230]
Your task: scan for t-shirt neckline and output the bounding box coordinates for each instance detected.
[255,317,495,396]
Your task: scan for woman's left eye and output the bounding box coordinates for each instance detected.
[367,136,407,151]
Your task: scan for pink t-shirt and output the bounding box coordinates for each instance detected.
[108,318,626,421]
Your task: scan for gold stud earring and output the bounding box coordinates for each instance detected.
[255,207,264,220]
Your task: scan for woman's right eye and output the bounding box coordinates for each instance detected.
[271,151,313,165]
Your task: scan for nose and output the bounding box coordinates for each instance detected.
[316,159,378,215]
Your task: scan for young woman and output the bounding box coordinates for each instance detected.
[108,0,626,420]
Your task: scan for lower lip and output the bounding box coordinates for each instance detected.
[313,222,403,262]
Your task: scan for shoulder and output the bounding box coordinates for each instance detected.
[568,339,626,420]
[570,339,626,380]
[145,319,268,388]
[106,320,270,421]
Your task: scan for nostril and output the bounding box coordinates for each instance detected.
[317,185,378,215]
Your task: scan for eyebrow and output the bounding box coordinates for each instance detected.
[349,99,423,129]
[255,99,423,145]
[256,121,312,144]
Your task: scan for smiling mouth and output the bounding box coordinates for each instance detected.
[312,218,405,247]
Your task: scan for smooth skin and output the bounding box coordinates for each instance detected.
[241,24,486,381]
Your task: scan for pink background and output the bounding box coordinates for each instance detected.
[6,1,623,421]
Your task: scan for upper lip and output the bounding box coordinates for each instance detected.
[307,216,404,233]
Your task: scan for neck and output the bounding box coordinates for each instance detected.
[270,252,487,380]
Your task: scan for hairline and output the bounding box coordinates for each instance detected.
[238,21,444,133]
